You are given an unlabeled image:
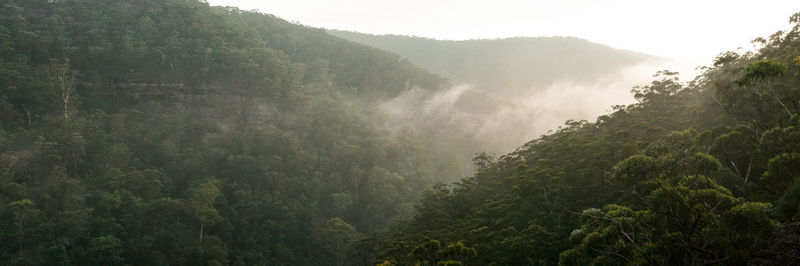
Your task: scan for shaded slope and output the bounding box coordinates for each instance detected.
[749,207,800,265]
[0,0,453,265]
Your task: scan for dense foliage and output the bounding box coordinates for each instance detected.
[2,0,799,265]
[0,0,456,265]
[374,14,800,266]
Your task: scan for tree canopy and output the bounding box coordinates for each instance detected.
[1,0,800,265]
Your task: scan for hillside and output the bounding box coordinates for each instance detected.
[2,0,800,265]
[0,0,453,265]
[372,14,800,265]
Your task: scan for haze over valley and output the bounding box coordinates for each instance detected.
[2,0,800,265]
[331,31,679,154]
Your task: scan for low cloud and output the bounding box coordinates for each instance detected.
[378,58,696,156]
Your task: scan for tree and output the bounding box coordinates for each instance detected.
[49,59,76,122]
[760,153,800,194]
[82,235,125,266]
[738,59,791,116]
[314,217,363,266]
[562,176,777,265]
[7,199,41,256]
[185,180,222,244]
[611,155,659,186]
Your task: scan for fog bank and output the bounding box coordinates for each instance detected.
[379,58,697,156]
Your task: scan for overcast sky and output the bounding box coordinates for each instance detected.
[207,0,799,65]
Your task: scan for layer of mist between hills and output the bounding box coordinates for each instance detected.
[330,30,674,154]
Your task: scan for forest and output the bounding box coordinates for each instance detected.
[372,15,800,266]
[0,0,454,264]
[0,0,799,265]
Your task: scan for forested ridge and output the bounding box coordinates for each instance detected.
[373,14,800,266]
[0,0,455,265]
[328,30,654,92]
[2,0,800,265]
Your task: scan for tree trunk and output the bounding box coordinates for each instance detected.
[63,96,69,121]
[767,82,792,117]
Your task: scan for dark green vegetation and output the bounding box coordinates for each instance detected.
[2,0,800,265]
[374,14,800,266]
[329,30,653,92]
[0,0,459,265]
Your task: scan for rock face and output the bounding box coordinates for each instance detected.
[749,208,800,265]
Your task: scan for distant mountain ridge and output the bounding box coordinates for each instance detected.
[330,30,665,155]
[329,30,658,92]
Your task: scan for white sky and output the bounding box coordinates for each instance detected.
[207,0,799,66]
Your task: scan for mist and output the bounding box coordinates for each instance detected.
[378,58,695,157]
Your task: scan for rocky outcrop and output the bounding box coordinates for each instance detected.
[748,208,800,265]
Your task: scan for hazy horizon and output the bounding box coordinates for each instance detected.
[207,0,800,66]
[2,2,798,265]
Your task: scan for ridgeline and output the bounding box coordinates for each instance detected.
[1,0,800,265]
